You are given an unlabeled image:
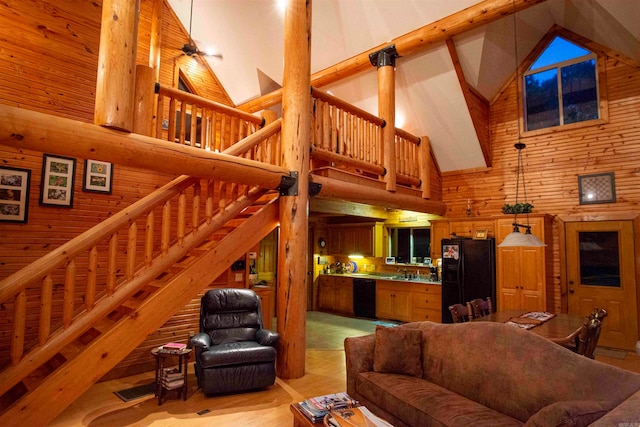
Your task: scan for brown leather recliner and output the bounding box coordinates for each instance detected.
[190,288,279,395]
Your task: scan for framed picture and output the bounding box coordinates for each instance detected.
[40,154,76,208]
[443,244,459,260]
[83,159,113,194]
[473,229,488,240]
[578,172,616,205]
[0,166,31,223]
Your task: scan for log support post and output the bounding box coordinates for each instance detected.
[95,0,140,131]
[370,45,399,192]
[149,0,163,81]
[419,136,431,199]
[276,0,311,380]
[133,65,155,136]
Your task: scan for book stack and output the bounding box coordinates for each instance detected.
[157,342,187,354]
[162,367,184,390]
[295,392,354,423]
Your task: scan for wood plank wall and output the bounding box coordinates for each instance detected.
[441,57,640,312]
[0,0,236,377]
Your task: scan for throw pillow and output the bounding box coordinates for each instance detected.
[372,325,423,378]
[524,400,615,427]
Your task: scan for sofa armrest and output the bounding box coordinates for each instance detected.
[255,328,279,346]
[588,389,640,426]
[344,334,375,398]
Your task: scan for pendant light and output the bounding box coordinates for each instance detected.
[498,3,545,248]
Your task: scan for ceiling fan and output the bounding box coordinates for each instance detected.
[180,0,223,59]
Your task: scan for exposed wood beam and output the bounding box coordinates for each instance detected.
[445,38,492,167]
[0,105,289,190]
[310,198,389,220]
[311,175,446,216]
[239,0,547,113]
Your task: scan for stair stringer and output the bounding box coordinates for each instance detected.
[0,197,280,426]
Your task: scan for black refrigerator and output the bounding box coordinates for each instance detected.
[441,237,496,323]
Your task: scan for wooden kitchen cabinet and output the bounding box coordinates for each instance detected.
[449,219,495,238]
[376,281,412,322]
[429,221,449,260]
[410,283,442,322]
[318,275,353,315]
[495,215,553,312]
[327,223,381,256]
[497,246,545,311]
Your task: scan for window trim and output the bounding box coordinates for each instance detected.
[517,27,609,138]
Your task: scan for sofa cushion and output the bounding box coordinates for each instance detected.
[589,389,640,426]
[524,400,615,427]
[357,371,523,427]
[373,325,422,378]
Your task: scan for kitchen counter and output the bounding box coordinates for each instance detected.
[321,273,441,285]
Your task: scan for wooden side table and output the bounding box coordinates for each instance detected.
[150,347,192,405]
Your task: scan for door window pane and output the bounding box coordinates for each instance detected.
[579,231,620,287]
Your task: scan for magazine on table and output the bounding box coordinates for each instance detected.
[296,392,355,422]
[520,312,556,322]
[326,405,394,427]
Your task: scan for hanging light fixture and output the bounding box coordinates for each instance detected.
[499,2,545,248]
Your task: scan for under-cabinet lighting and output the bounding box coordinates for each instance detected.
[348,255,364,259]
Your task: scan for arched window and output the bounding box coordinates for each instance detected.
[523,36,599,131]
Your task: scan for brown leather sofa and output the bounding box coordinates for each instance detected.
[345,321,640,426]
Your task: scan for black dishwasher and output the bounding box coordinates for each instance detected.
[353,279,376,319]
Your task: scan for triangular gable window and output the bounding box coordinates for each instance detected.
[524,36,599,131]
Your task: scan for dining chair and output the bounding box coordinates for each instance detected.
[581,308,607,358]
[467,297,493,319]
[551,307,607,359]
[449,304,471,323]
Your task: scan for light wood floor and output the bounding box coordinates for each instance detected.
[51,312,640,426]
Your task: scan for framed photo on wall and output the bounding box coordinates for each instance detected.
[473,229,488,240]
[40,154,76,208]
[83,159,113,194]
[578,172,616,205]
[0,166,31,223]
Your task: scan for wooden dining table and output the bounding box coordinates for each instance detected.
[471,310,586,340]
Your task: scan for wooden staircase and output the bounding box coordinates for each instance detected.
[0,191,279,426]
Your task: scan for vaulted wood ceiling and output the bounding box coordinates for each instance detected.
[167,0,640,173]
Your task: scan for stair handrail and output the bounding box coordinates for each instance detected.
[0,119,283,395]
[0,119,283,303]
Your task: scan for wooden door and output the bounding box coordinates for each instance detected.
[519,247,545,311]
[497,247,522,310]
[565,221,638,350]
[258,229,278,282]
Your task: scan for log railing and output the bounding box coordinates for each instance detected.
[155,83,426,194]
[310,86,427,195]
[155,84,265,152]
[0,122,282,396]
[311,86,385,177]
